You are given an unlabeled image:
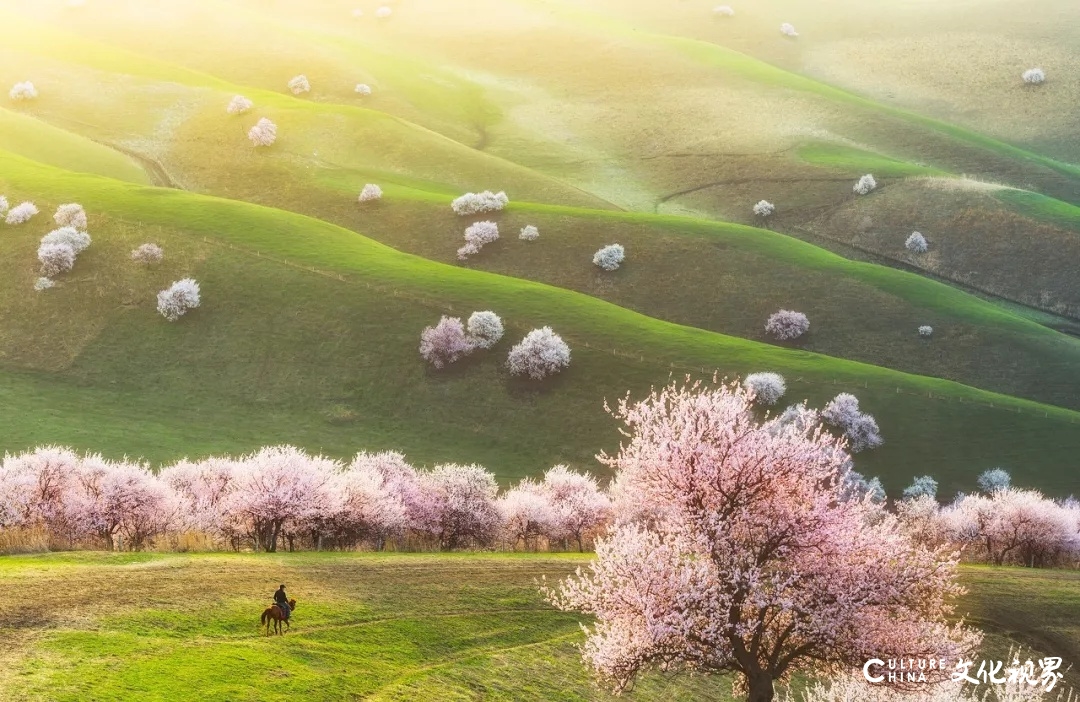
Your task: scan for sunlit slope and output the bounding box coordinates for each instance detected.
[0,108,148,184]
[2,153,1080,495]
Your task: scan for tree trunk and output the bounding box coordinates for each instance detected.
[746,671,775,702]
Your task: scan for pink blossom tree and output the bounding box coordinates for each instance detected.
[335,452,412,549]
[0,446,81,539]
[540,464,610,551]
[161,457,242,548]
[546,380,978,701]
[417,464,501,550]
[498,479,554,550]
[419,316,475,369]
[942,488,1078,567]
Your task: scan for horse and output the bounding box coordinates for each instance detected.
[260,599,296,636]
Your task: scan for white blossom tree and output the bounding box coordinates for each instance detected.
[780,22,798,37]
[419,316,475,368]
[906,231,929,253]
[53,203,87,229]
[753,200,775,218]
[714,6,735,17]
[131,243,164,265]
[227,95,253,115]
[451,191,508,216]
[5,201,39,225]
[918,325,933,338]
[977,468,1011,493]
[34,277,55,292]
[507,327,571,379]
[157,278,201,321]
[519,225,540,241]
[355,83,373,96]
[466,311,504,349]
[541,465,611,551]
[37,243,76,277]
[358,184,383,202]
[822,393,884,453]
[248,118,277,147]
[853,174,877,195]
[765,309,809,340]
[743,372,787,405]
[41,227,91,255]
[1022,68,1046,85]
[418,464,501,550]
[287,74,311,95]
[457,221,499,260]
[592,244,625,271]
[9,81,37,101]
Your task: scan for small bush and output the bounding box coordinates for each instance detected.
[714,6,734,17]
[157,279,201,321]
[1022,68,1045,85]
[780,23,798,37]
[743,372,786,405]
[9,81,37,101]
[355,84,372,96]
[34,277,55,292]
[451,191,508,216]
[41,227,91,255]
[853,174,877,195]
[507,327,571,379]
[918,325,933,338]
[457,221,499,260]
[38,243,76,277]
[519,225,539,241]
[287,74,311,95]
[227,95,253,115]
[248,118,277,147]
[53,203,87,229]
[419,316,474,368]
[592,244,625,271]
[764,309,809,340]
[902,475,938,500]
[131,243,164,265]
[905,231,928,254]
[467,311,505,349]
[5,201,38,225]
[752,200,775,217]
[358,184,383,202]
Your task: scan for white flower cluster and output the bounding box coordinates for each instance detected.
[54,203,87,230]
[743,372,787,405]
[38,226,91,278]
[451,191,509,216]
[287,74,311,95]
[753,200,775,218]
[355,83,373,96]
[358,184,383,202]
[131,243,165,265]
[467,311,505,349]
[593,243,625,271]
[1022,68,1045,85]
[822,393,883,452]
[765,309,809,340]
[5,201,39,225]
[9,81,38,101]
[853,174,877,195]
[248,118,277,147]
[519,225,539,241]
[457,221,500,260]
[506,327,571,379]
[157,278,201,321]
[918,325,933,338]
[227,95,254,115]
[905,231,928,253]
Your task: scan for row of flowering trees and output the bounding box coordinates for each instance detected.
[0,446,610,554]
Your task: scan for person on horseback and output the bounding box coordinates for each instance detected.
[274,584,291,621]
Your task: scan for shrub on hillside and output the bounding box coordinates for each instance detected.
[507,327,570,379]
[451,191,508,216]
[41,227,91,255]
[5,201,39,225]
[131,243,164,265]
[713,5,734,17]
[1022,68,1046,85]
[906,231,929,254]
[764,309,809,340]
[902,475,938,500]
[226,95,253,115]
[419,316,475,368]
[355,83,372,96]
[853,173,877,195]
[248,118,277,147]
[358,184,383,202]
[822,393,883,452]
[753,200,775,218]
[519,225,539,241]
[53,203,87,230]
[466,311,504,349]
[157,278,201,321]
[780,22,798,37]
[592,243,625,271]
[37,243,76,277]
[457,221,499,260]
[743,372,786,405]
[9,81,37,101]
[918,325,933,337]
[34,277,55,292]
[977,468,1011,493]
[287,74,311,95]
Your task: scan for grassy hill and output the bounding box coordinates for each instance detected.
[3,152,1080,497]
[1,551,1078,701]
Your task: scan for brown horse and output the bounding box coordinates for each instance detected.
[260,599,296,636]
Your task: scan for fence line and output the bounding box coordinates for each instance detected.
[198,237,1077,424]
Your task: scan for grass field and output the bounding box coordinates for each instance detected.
[1,552,1077,701]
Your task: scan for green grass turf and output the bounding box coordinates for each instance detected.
[0,552,1076,701]
[3,151,1080,497]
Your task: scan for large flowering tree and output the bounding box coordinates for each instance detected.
[547,380,978,702]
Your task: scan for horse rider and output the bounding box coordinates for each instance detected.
[274,584,291,621]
